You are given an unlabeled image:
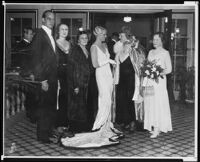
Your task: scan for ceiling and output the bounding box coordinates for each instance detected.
[5,3,195,13]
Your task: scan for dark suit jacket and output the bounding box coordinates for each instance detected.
[31,28,58,84]
[12,39,32,70]
[107,39,116,60]
[14,39,30,51]
[30,28,58,109]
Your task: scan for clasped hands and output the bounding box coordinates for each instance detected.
[109,59,117,66]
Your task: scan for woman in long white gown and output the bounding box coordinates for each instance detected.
[143,32,173,138]
[60,26,122,148]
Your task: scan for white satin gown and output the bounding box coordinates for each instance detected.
[143,49,173,133]
[60,45,120,148]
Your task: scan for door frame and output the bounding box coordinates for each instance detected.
[153,10,172,52]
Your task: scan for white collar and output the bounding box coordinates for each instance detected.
[112,39,117,43]
[42,25,52,36]
[23,39,30,43]
[116,40,123,46]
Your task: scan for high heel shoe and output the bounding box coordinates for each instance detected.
[150,131,160,138]
[111,128,125,139]
[123,124,130,131]
[109,135,120,143]
[150,131,154,134]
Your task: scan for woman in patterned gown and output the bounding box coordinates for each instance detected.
[60,26,122,148]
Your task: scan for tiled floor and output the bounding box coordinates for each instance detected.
[3,102,196,160]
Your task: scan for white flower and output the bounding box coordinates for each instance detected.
[152,67,156,72]
[151,74,154,78]
[145,70,150,75]
[147,65,151,68]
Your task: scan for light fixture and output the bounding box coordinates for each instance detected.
[165,17,168,23]
[123,16,132,23]
[171,33,175,40]
[78,27,83,31]
[175,28,180,33]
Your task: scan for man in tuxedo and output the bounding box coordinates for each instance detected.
[13,27,37,122]
[107,32,119,60]
[14,27,34,51]
[30,10,58,143]
[13,27,34,69]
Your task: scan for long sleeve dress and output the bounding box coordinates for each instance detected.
[56,44,71,127]
[143,49,173,133]
[67,45,91,133]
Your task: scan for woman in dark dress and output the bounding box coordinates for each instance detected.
[86,30,98,127]
[56,23,71,128]
[114,26,136,132]
[68,31,92,133]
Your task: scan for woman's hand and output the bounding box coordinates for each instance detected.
[160,71,166,76]
[74,87,79,94]
[109,59,117,65]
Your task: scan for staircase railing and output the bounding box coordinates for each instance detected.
[5,79,27,119]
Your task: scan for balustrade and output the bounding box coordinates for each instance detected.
[5,81,26,119]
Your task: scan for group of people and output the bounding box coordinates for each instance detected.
[16,9,173,147]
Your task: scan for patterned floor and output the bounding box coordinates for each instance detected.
[3,102,197,160]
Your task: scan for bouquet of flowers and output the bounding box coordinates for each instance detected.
[140,59,164,83]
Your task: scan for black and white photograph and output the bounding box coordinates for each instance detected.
[2,1,198,161]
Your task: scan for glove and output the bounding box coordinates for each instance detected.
[109,59,117,65]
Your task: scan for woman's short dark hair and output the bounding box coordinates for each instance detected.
[76,30,88,42]
[56,23,69,39]
[153,32,166,45]
[42,10,54,19]
[121,26,133,40]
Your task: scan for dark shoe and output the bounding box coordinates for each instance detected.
[61,131,74,138]
[123,124,130,131]
[117,133,125,139]
[109,135,119,143]
[49,135,59,144]
[111,128,125,139]
[91,128,100,132]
